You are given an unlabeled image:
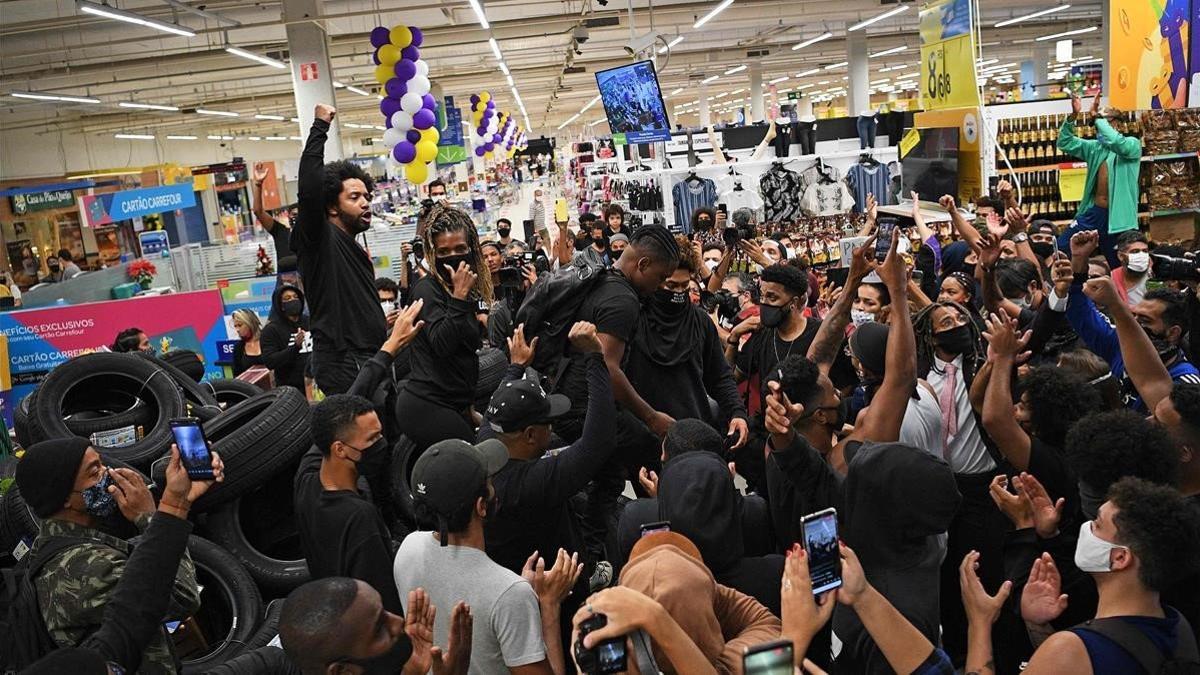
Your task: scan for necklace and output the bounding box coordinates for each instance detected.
[771,329,797,365]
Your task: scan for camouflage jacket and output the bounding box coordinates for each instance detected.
[32,518,201,675]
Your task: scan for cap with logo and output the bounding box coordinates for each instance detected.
[411,438,510,546]
[485,369,571,433]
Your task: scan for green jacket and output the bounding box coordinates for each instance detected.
[32,518,201,675]
[1057,116,1142,234]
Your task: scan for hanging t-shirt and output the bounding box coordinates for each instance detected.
[722,185,764,215]
[798,162,843,196]
[845,163,893,213]
[801,181,856,216]
[672,178,718,232]
[759,165,803,224]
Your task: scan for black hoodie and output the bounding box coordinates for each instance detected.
[260,283,310,390]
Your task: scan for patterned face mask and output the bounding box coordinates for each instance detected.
[80,471,118,518]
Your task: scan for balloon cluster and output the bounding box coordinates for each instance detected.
[468,92,502,159]
[371,24,439,185]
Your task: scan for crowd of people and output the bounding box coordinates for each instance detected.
[10,96,1200,675]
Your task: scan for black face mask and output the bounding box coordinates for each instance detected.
[934,324,975,356]
[960,262,977,278]
[695,217,713,231]
[437,253,474,287]
[347,437,389,476]
[281,299,303,316]
[574,237,590,252]
[591,236,606,249]
[759,301,792,328]
[611,249,623,260]
[497,228,511,237]
[48,263,60,272]
[1030,241,1056,260]
[652,288,689,316]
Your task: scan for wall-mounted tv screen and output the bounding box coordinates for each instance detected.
[901,127,959,204]
[595,60,672,144]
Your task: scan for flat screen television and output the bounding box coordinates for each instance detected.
[900,127,959,204]
[594,60,672,144]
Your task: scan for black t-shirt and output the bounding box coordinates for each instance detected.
[266,219,298,272]
[559,271,640,410]
[403,275,483,410]
[1024,437,1080,525]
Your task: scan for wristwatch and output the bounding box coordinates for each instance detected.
[1011,232,1029,244]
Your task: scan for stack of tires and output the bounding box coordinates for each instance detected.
[0,351,311,672]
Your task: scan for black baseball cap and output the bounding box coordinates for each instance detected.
[411,438,510,544]
[486,370,571,433]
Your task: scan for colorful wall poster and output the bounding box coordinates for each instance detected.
[0,290,227,427]
[78,183,198,228]
[919,0,980,111]
[1109,0,1191,109]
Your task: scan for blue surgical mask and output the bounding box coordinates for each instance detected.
[81,471,118,518]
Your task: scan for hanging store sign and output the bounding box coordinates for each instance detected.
[919,0,980,111]
[10,189,75,214]
[79,184,197,228]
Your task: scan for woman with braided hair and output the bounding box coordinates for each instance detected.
[395,203,494,452]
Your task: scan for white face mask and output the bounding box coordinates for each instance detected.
[1013,296,1031,310]
[380,300,395,315]
[432,194,447,203]
[1074,520,1128,573]
[785,247,796,259]
[1126,251,1150,273]
[704,259,720,272]
[851,309,875,327]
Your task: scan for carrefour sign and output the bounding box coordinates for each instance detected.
[79,183,196,227]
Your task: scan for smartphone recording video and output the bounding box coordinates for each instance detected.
[742,639,794,675]
[875,218,898,263]
[169,418,215,480]
[639,521,670,538]
[801,508,842,595]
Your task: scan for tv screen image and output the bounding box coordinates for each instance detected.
[594,60,672,144]
[900,127,960,204]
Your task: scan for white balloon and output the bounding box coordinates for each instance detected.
[415,59,429,77]
[400,92,424,114]
[382,127,403,148]
[408,75,431,97]
[391,110,414,131]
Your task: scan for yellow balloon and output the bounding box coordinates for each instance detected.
[420,127,439,144]
[377,44,401,66]
[479,91,491,102]
[415,141,438,163]
[390,25,413,49]
[404,160,428,184]
[374,64,394,84]
[484,151,494,159]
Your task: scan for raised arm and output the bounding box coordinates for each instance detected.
[707,125,728,165]
[981,313,1035,470]
[294,104,336,248]
[807,237,872,369]
[748,122,777,162]
[706,243,736,294]
[939,194,982,250]
[555,220,574,267]
[1082,276,1173,411]
[251,163,276,232]
[979,233,1023,320]
[1057,94,1095,161]
[1094,116,1141,159]
[1004,205,1046,285]
[858,192,879,236]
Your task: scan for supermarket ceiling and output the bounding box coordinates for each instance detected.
[0,0,1104,142]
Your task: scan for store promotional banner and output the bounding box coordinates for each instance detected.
[79,184,197,228]
[11,189,75,214]
[1109,0,1190,109]
[438,96,468,165]
[919,0,980,111]
[0,290,226,426]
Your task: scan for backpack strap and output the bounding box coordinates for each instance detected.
[26,535,95,577]
[1171,611,1199,663]
[1074,614,1192,674]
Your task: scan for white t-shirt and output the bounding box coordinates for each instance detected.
[394,532,546,673]
[924,355,996,475]
[900,381,944,458]
[722,186,764,214]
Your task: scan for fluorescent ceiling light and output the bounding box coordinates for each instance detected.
[795,68,820,77]
[499,61,509,75]
[659,36,685,54]
[769,76,789,84]
[207,135,223,140]
[467,0,490,29]
[669,87,684,95]
[1036,26,1097,41]
[716,92,728,98]
[248,136,262,141]
[730,88,745,94]
[196,108,239,117]
[119,101,179,111]
[996,4,1071,27]
[557,112,581,129]
[114,133,154,140]
[871,78,890,85]
[290,136,302,140]
[225,45,286,68]
[1074,56,1101,64]
[817,79,830,85]
[333,81,346,88]
[255,113,286,120]
[266,136,289,141]
[792,31,833,51]
[870,45,907,58]
[581,94,601,113]
[166,135,197,140]
[849,5,909,31]
[725,65,747,75]
[77,0,195,37]
[222,135,234,140]
[506,74,514,86]
[797,83,816,90]
[982,61,1018,72]
[975,58,999,67]
[11,91,100,103]
[346,85,370,96]
[489,37,503,60]
[694,0,734,28]
[375,125,386,131]
[702,75,719,84]
[589,118,607,127]
[824,61,848,70]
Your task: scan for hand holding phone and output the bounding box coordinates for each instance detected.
[742,639,794,675]
[170,418,216,480]
[801,508,842,595]
[875,218,898,263]
[639,521,670,538]
[555,198,569,223]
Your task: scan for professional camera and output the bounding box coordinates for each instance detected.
[723,207,757,248]
[409,237,424,261]
[1151,252,1200,282]
[574,613,627,675]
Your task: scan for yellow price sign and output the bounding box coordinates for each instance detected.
[1057,167,1088,203]
[900,128,921,158]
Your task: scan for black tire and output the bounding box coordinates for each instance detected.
[204,469,310,594]
[14,390,44,449]
[0,482,38,562]
[188,387,311,513]
[242,599,284,651]
[388,436,420,528]
[178,535,263,674]
[201,379,263,410]
[63,400,157,438]
[161,350,206,383]
[132,351,219,410]
[32,353,185,468]
[475,347,508,405]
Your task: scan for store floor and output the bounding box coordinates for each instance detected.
[496,177,564,245]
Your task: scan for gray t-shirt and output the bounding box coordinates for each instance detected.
[393,532,546,673]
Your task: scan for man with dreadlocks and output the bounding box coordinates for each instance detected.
[395,203,495,453]
[911,299,1004,665]
[292,103,386,395]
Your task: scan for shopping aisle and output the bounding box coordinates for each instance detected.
[496,179,566,244]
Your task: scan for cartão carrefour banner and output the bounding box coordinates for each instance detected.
[919,0,980,111]
[79,183,197,228]
[0,290,226,427]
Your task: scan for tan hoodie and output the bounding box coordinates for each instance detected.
[619,543,782,674]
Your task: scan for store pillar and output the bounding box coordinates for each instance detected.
[749,62,764,122]
[847,30,870,115]
[699,82,711,127]
[283,0,344,160]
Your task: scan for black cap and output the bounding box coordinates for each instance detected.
[16,438,91,518]
[486,370,571,433]
[411,438,509,544]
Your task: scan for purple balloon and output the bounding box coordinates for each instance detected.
[477,126,487,136]
[484,142,495,151]
[393,141,417,164]
[385,78,407,99]
[401,45,420,61]
[385,115,393,128]
[422,93,437,110]
[493,133,501,143]
[406,129,422,144]
[372,49,381,65]
[409,26,424,48]
[481,109,493,120]
[370,26,391,48]
[394,59,417,82]
[474,146,487,157]
[470,94,480,105]
[381,97,402,118]
[486,100,495,109]
[413,108,436,130]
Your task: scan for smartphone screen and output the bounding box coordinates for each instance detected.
[640,521,671,537]
[742,639,794,675]
[875,218,898,262]
[802,508,842,595]
[170,418,215,479]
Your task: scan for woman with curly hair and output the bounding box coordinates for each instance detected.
[395,203,494,451]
